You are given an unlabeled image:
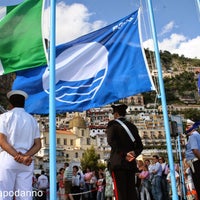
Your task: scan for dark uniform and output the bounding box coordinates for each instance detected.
[106,104,143,200]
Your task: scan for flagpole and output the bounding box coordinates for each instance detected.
[196,0,200,12]
[49,0,57,199]
[145,1,178,200]
[177,135,187,200]
[196,0,200,19]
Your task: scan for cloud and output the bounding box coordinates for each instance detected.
[159,21,176,36]
[44,2,107,45]
[143,34,200,59]
[44,3,200,59]
[175,36,200,59]
[0,6,6,19]
[159,34,186,50]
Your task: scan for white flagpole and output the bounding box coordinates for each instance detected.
[196,0,200,20]
[196,0,200,12]
[145,1,178,199]
[49,0,57,199]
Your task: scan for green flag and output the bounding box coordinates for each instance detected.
[0,0,47,75]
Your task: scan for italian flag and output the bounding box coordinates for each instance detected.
[0,0,47,75]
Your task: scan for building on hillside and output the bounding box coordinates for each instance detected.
[35,129,73,172]
[119,94,144,106]
[159,104,200,113]
[34,103,187,171]
[35,112,109,172]
[187,66,200,73]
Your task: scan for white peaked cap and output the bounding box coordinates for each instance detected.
[7,90,28,100]
[186,119,195,125]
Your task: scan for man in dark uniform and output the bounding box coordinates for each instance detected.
[106,104,143,200]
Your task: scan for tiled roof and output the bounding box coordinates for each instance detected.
[56,130,73,135]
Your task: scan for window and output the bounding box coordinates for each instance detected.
[64,139,67,145]
[81,130,84,137]
[57,138,60,145]
[44,149,49,156]
[100,138,104,143]
[43,137,46,145]
[75,152,78,158]
[70,139,73,146]
[87,138,90,145]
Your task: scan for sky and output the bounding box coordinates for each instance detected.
[0,0,199,59]
[44,0,200,59]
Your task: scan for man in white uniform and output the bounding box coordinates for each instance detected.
[0,90,41,200]
[37,171,49,200]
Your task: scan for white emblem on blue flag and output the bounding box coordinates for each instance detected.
[42,42,108,104]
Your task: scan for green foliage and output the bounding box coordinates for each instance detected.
[182,109,200,122]
[142,91,158,104]
[164,71,197,103]
[143,50,200,106]
[142,52,200,120]
[160,50,172,70]
[191,58,200,66]
[80,145,99,171]
[143,72,197,104]
[0,73,15,110]
[97,162,107,170]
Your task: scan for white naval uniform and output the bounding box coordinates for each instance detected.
[0,108,40,200]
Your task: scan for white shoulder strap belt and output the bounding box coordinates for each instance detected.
[115,119,135,143]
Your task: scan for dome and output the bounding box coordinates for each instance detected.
[69,114,86,129]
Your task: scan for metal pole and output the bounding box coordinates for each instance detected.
[177,135,187,200]
[196,0,200,17]
[49,0,57,199]
[146,1,178,199]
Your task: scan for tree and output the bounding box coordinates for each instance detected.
[183,109,200,122]
[160,50,172,70]
[80,145,99,171]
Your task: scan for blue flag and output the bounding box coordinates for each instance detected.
[12,9,155,114]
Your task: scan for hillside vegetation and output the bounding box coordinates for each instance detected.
[143,50,200,105]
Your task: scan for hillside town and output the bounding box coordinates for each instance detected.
[32,93,196,172]
[1,65,200,173]
[25,91,199,199]
[23,64,199,172]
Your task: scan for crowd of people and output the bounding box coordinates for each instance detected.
[32,154,198,200]
[31,163,114,200]
[53,104,199,200]
[135,156,198,200]
[55,163,113,200]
